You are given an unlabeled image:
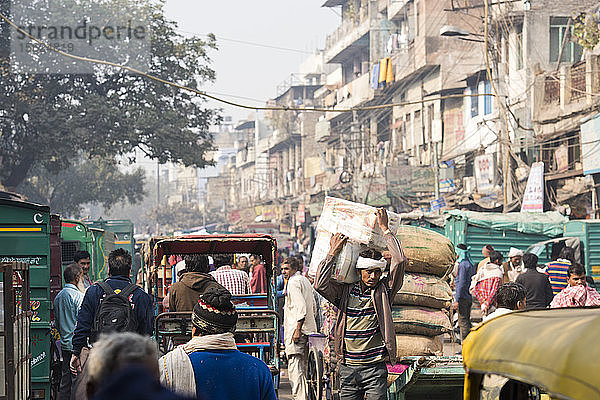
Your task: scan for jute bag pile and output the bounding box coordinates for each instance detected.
[392,226,456,359]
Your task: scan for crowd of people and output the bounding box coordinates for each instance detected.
[51,215,600,400]
[452,243,600,342]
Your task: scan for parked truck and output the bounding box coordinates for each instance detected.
[444,210,568,266]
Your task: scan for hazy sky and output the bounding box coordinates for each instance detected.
[163,1,340,124]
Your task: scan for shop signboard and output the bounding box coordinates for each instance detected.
[386,166,434,196]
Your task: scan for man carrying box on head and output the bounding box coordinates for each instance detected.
[314,208,407,400]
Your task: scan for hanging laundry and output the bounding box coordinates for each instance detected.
[386,34,395,55]
[385,57,394,83]
[378,58,387,83]
[371,63,380,89]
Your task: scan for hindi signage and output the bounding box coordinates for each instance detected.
[521,162,544,212]
[474,154,496,193]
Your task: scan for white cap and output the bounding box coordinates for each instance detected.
[508,247,523,258]
[355,257,387,270]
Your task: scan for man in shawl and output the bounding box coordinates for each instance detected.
[159,288,277,400]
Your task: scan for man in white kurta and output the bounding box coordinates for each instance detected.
[282,257,317,400]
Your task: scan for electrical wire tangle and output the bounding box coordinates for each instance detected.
[0,12,496,114]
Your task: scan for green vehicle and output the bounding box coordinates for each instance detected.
[0,192,57,400]
[89,228,116,281]
[85,219,136,278]
[526,220,600,287]
[444,210,568,266]
[61,220,115,282]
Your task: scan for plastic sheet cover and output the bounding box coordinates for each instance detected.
[445,210,568,237]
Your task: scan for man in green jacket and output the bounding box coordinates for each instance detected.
[314,208,406,400]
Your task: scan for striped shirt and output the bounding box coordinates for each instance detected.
[546,259,571,296]
[343,284,387,365]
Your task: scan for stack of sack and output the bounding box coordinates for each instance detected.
[392,226,456,359]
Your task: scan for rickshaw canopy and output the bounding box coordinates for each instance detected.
[462,307,600,400]
[154,234,277,270]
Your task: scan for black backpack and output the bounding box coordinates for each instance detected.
[91,282,138,340]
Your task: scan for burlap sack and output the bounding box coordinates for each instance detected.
[392,306,452,337]
[393,272,453,309]
[396,226,456,276]
[395,334,443,359]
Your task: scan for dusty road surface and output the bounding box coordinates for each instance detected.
[277,369,293,400]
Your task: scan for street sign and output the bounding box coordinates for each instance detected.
[521,162,544,212]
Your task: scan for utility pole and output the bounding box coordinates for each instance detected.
[433,141,440,201]
[156,160,160,207]
[483,0,513,212]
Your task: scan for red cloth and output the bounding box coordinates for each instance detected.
[250,263,267,294]
[550,284,600,308]
[210,266,250,295]
[473,277,501,310]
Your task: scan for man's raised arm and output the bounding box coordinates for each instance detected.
[313,233,347,308]
[376,208,407,299]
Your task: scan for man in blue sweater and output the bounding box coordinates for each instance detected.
[451,244,476,342]
[70,248,154,374]
[160,288,277,400]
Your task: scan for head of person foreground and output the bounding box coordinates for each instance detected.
[482,282,526,322]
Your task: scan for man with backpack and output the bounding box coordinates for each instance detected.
[70,248,154,375]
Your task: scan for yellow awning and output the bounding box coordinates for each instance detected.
[462,307,600,400]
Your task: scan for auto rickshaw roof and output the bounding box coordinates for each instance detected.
[462,307,600,400]
[154,234,277,267]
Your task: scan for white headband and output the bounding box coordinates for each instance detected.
[508,247,523,258]
[356,257,387,270]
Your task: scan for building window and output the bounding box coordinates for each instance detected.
[516,31,523,70]
[484,81,492,115]
[471,85,479,118]
[549,17,583,63]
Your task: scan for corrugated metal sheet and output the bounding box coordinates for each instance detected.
[446,216,558,266]
[565,220,600,286]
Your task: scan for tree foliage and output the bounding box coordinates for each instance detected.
[145,202,204,234]
[0,0,220,204]
[17,156,146,217]
[573,12,600,51]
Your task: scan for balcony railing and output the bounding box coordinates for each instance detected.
[534,56,600,125]
[324,6,371,62]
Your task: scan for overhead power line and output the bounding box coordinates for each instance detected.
[1,12,494,113]
[174,29,315,55]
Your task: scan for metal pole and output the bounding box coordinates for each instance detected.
[433,141,440,201]
[350,110,359,201]
[156,161,160,207]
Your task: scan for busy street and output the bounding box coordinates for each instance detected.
[1,0,600,400]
